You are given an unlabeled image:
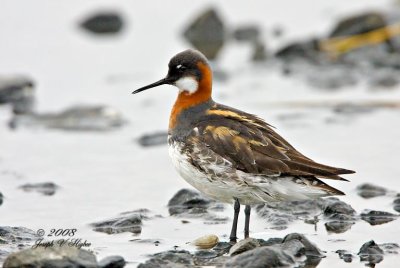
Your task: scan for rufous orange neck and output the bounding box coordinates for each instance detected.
[169,62,212,130]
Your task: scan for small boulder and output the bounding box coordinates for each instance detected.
[323,198,356,216]
[393,195,400,212]
[0,192,3,206]
[11,105,126,131]
[18,182,59,196]
[356,183,388,199]
[98,255,126,268]
[183,8,226,60]
[358,240,384,265]
[137,131,168,147]
[336,249,353,263]
[282,233,324,257]
[80,12,124,34]
[3,243,97,268]
[91,211,147,235]
[229,238,260,256]
[0,75,35,114]
[360,210,398,226]
[224,246,294,268]
[233,26,260,43]
[168,188,217,217]
[138,250,194,268]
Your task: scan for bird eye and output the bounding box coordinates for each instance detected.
[176,64,186,70]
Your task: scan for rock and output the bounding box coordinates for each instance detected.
[3,243,97,268]
[213,242,232,256]
[360,210,398,225]
[137,131,168,147]
[329,12,387,38]
[0,226,38,260]
[280,239,305,257]
[224,246,294,268]
[167,188,217,217]
[193,251,226,267]
[80,12,124,34]
[324,216,355,234]
[393,196,400,212]
[138,250,194,268]
[379,243,400,254]
[323,197,356,217]
[229,238,260,256]
[0,75,35,114]
[18,182,59,196]
[193,234,219,249]
[183,8,226,60]
[336,249,353,263]
[282,233,324,257]
[356,183,388,198]
[257,238,283,247]
[0,192,3,206]
[233,26,260,43]
[358,240,384,265]
[10,105,125,131]
[275,39,319,61]
[98,255,126,268]
[91,210,147,235]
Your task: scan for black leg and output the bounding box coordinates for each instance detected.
[244,205,251,238]
[229,198,240,244]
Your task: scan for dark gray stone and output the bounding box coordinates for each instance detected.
[91,211,147,235]
[18,182,59,196]
[98,255,126,268]
[329,12,387,38]
[168,188,218,217]
[137,131,168,147]
[275,40,319,61]
[212,242,232,256]
[10,105,125,131]
[393,197,400,212]
[0,76,35,114]
[233,26,260,42]
[229,238,260,256]
[336,249,353,263]
[138,250,194,268]
[356,183,388,199]
[282,233,324,257]
[280,239,306,257]
[358,240,384,265]
[257,238,283,247]
[323,198,356,216]
[183,8,225,60]
[360,210,398,226]
[3,243,97,268]
[379,243,400,254]
[81,12,124,34]
[0,192,3,206]
[223,246,294,268]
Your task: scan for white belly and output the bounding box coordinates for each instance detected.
[168,141,330,205]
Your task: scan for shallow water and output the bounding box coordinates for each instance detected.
[1,0,400,267]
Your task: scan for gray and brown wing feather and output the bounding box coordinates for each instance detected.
[192,103,355,181]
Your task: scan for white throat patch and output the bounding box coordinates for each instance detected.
[175,76,198,94]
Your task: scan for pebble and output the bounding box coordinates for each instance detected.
[137,131,168,147]
[18,182,59,196]
[193,234,219,249]
[360,210,399,225]
[356,183,388,199]
[98,255,126,268]
[358,240,384,265]
[80,12,124,34]
[91,211,147,235]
